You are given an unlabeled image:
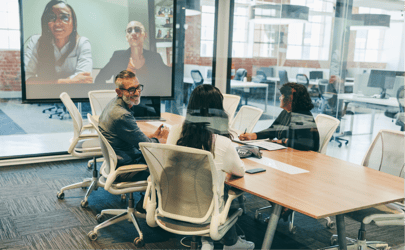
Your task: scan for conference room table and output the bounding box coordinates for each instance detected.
[183,77,269,112]
[138,113,404,250]
[338,93,399,134]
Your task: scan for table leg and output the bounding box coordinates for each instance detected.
[261,203,282,250]
[265,85,268,112]
[273,82,278,119]
[336,214,347,250]
[370,109,375,135]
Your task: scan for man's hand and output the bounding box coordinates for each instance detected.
[239,133,257,141]
[151,124,169,143]
[329,75,343,84]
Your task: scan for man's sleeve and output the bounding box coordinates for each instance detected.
[115,113,158,148]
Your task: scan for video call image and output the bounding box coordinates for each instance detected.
[21,0,174,100]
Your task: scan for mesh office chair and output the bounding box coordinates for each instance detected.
[278,70,289,86]
[315,114,340,155]
[87,114,148,246]
[88,90,116,118]
[56,92,103,208]
[230,106,263,135]
[318,80,351,147]
[234,68,247,81]
[395,86,404,131]
[191,70,204,87]
[329,130,405,250]
[139,143,244,249]
[296,74,320,101]
[223,94,241,123]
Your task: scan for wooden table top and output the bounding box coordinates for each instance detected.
[140,113,405,220]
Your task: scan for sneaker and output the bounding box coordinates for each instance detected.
[201,237,214,250]
[223,236,255,250]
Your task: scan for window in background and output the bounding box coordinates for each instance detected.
[200,5,215,57]
[0,0,20,50]
[286,0,333,60]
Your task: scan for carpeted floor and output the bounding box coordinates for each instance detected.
[0,109,26,135]
[0,160,403,250]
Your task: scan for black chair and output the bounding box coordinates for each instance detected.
[318,80,352,147]
[395,86,404,131]
[296,73,320,102]
[278,70,289,86]
[234,68,247,81]
[184,70,204,106]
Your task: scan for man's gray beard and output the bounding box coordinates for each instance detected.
[122,95,140,106]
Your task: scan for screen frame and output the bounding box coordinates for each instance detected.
[19,0,176,103]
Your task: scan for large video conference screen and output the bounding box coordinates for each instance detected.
[20,0,174,102]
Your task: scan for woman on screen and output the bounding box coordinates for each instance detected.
[94,20,170,90]
[166,85,255,250]
[24,0,93,84]
[239,82,320,152]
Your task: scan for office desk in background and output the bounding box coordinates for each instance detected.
[183,77,269,112]
[339,94,399,134]
[137,113,404,250]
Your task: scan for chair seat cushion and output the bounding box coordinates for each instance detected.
[156,213,211,233]
[346,203,404,223]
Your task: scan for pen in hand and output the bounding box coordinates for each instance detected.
[244,128,247,134]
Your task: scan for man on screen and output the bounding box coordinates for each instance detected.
[94,21,171,90]
[98,70,169,183]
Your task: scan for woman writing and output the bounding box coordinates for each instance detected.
[239,82,320,152]
[25,0,93,84]
[166,85,254,250]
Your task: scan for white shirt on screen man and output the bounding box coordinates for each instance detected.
[24,34,92,80]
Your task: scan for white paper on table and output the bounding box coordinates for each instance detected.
[247,157,309,175]
[146,122,172,129]
[244,140,286,151]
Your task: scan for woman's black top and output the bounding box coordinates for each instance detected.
[256,109,320,151]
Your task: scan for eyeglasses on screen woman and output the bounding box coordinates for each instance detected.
[46,13,71,23]
[120,85,144,94]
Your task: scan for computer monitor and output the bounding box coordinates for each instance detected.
[309,71,323,80]
[367,70,396,99]
[260,67,274,77]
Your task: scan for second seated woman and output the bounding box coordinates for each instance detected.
[239,82,320,152]
[24,0,93,84]
[166,85,255,250]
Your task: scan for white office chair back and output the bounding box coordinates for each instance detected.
[139,143,217,224]
[60,92,84,148]
[362,129,405,178]
[315,114,340,154]
[231,106,263,133]
[223,94,241,122]
[87,114,116,178]
[88,90,116,116]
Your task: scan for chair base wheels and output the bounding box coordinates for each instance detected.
[56,192,65,199]
[134,237,144,247]
[326,220,336,229]
[88,231,97,241]
[81,200,88,208]
[96,214,103,223]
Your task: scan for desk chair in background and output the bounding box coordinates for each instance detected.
[329,129,405,250]
[296,73,320,104]
[42,103,67,119]
[318,80,352,147]
[234,68,247,81]
[139,143,244,249]
[57,92,103,208]
[186,70,205,106]
[223,94,241,123]
[395,86,404,131]
[87,114,148,246]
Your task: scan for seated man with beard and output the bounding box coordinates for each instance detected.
[98,70,169,183]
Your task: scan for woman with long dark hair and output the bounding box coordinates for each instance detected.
[25,0,92,84]
[166,85,254,250]
[240,82,320,152]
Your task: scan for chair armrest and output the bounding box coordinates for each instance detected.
[220,188,244,224]
[78,134,98,139]
[115,164,148,175]
[363,213,404,225]
[83,123,94,130]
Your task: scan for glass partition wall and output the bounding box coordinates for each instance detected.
[229,0,404,164]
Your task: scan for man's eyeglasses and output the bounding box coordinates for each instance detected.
[47,13,71,23]
[120,85,144,94]
[126,26,144,34]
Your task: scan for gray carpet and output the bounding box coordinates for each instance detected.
[0,109,26,135]
[0,160,403,249]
